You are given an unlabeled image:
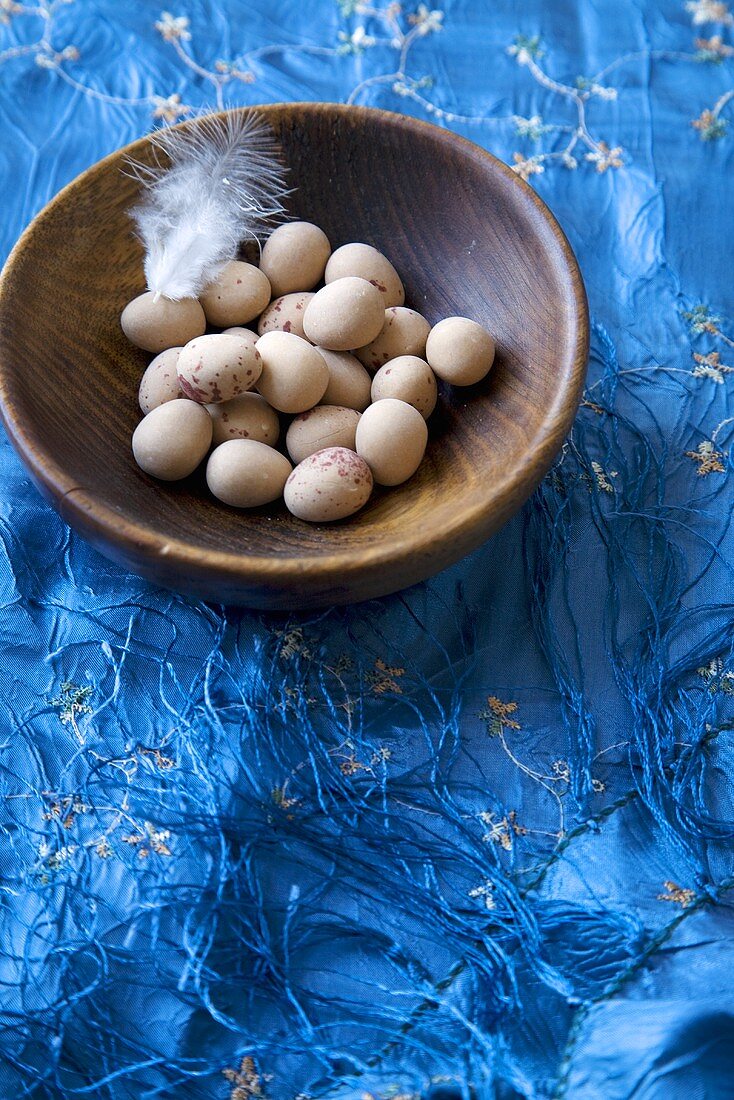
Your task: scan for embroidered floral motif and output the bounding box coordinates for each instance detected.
[155,11,191,41]
[591,460,618,492]
[337,25,376,55]
[49,681,92,744]
[366,658,405,695]
[692,107,729,138]
[685,0,733,26]
[0,0,23,25]
[480,696,521,734]
[122,821,173,858]
[479,809,528,850]
[407,5,443,34]
[468,880,496,910]
[684,303,724,335]
[657,880,696,907]
[692,350,734,382]
[511,152,545,180]
[585,142,624,171]
[274,626,312,660]
[513,114,553,139]
[507,34,544,63]
[695,34,734,59]
[685,439,727,474]
[151,92,191,121]
[223,1056,267,1099]
[698,657,734,693]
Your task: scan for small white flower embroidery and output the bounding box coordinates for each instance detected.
[155,11,192,42]
[511,153,545,180]
[585,142,624,171]
[151,93,191,122]
[685,0,734,26]
[408,5,444,35]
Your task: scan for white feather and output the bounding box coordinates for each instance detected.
[126,112,289,301]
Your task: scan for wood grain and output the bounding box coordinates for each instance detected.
[0,104,589,610]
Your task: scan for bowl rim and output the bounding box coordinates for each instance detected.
[0,102,589,588]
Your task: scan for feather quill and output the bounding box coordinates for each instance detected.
[126,112,289,301]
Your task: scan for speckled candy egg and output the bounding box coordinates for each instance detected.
[257,292,315,341]
[199,260,271,327]
[138,347,182,414]
[259,221,331,297]
[177,333,262,404]
[355,398,428,486]
[317,348,372,412]
[132,399,212,481]
[355,307,431,372]
[222,326,258,345]
[371,355,437,419]
[206,439,292,508]
[284,447,373,522]
[324,243,405,308]
[302,277,385,351]
[255,331,329,413]
[206,392,280,446]
[121,292,206,354]
[286,406,361,464]
[426,316,496,385]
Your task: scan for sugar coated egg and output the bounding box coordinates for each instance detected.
[257,292,315,341]
[302,277,385,351]
[370,355,437,418]
[138,347,182,414]
[286,406,361,464]
[206,392,280,446]
[355,306,431,372]
[121,292,206,354]
[199,260,271,327]
[425,316,495,385]
[177,333,262,404]
[255,331,329,413]
[355,398,428,486]
[316,348,372,411]
[206,439,292,508]
[284,447,373,522]
[325,243,405,308]
[132,399,212,481]
[260,222,331,297]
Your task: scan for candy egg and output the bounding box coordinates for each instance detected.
[284,447,373,522]
[355,306,431,372]
[355,398,428,486]
[132,399,212,481]
[370,355,437,419]
[259,221,331,297]
[255,331,329,413]
[206,392,280,446]
[303,277,385,351]
[257,292,315,341]
[199,260,271,327]
[206,439,292,508]
[222,326,259,345]
[324,243,405,308]
[121,292,206,354]
[177,333,262,404]
[138,347,182,414]
[286,406,361,464]
[425,316,495,385]
[317,348,372,411]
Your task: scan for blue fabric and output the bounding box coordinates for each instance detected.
[1,1,733,1097]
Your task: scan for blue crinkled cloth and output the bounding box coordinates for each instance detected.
[1,1,734,1097]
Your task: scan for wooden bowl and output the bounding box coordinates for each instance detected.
[0,104,588,610]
